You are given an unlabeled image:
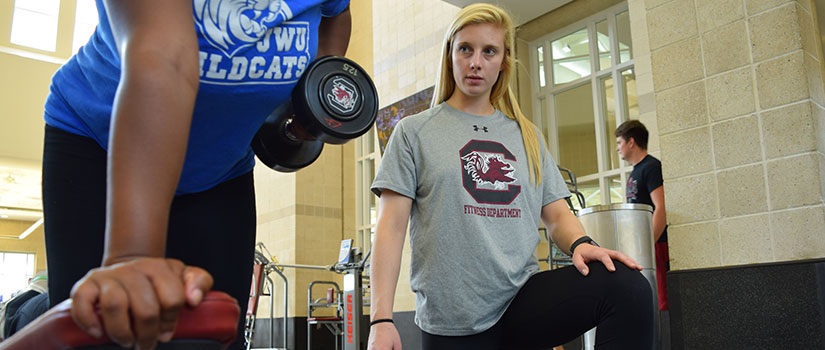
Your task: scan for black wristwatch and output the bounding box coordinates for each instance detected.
[569,236,599,256]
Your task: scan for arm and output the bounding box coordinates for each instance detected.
[367,190,410,350]
[650,186,666,242]
[543,199,587,256]
[541,199,642,275]
[103,0,198,265]
[70,1,208,348]
[317,5,351,57]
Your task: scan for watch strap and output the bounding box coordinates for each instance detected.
[569,235,598,255]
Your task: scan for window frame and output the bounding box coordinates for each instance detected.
[528,2,636,208]
[9,0,61,53]
[354,128,379,254]
[2,0,99,64]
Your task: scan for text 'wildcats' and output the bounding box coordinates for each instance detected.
[198,23,311,84]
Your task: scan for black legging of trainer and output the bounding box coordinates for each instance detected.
[42,125,256,350]
[422,262,655,350]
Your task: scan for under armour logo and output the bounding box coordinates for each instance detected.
[473,125,488,132]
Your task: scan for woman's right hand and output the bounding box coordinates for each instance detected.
[367,323,403,350]
[69,258,213,350]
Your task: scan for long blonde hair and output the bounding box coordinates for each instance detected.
[432,3,543,184]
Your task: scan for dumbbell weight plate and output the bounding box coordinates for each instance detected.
[292,56,378,144]
[251,102,324,172]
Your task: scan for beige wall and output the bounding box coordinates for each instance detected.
[0,1,78,164]
[0,52,53,163]
[640,0,825,269]
[0,0,70,278]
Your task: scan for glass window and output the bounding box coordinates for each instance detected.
[537,46,546,87]
[577,179,602,208]
[555,83,597,177]
[551,28,590,85]
[616,11,633,63]
[0,252,36,302]
[10,0,60,52]
[596,20,611,70]
[608,175,625,204]
[622,69,638,120]
[72,0,99,54]
[531,4,636,207]
[367,160,376,227]
[601,76,620,170]
[356,129,378,252]
[362,127,375,156]
[540,97,550,145]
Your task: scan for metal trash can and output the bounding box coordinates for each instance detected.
[577,203,659,349]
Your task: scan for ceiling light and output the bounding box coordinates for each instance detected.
[19,217,44,240]
[0,207,43,221]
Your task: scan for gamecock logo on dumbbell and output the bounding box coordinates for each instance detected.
[326,77,358,115]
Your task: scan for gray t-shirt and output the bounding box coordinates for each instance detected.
[371,102,570,336]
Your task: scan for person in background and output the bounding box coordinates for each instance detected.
[367,3,654,350]
[615,120,669,312]
[0,271,47,340]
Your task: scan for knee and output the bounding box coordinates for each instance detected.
[588,261,653,303]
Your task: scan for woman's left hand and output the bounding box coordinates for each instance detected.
[571,243,643,276]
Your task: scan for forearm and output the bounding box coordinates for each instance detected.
[652,208,666,241]
[543,200,587,255]
[369,226,405,320]
[551,214,587,255]
[649,187,667,242]
[105,52,199,265]
[370,191,411,320]
[317,6,351,57]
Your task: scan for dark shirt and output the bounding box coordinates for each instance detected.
[626,154,667,243]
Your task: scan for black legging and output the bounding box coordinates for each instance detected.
[422,262,654,350]
[42,125,256,350]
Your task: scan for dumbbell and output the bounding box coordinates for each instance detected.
[252,56,378,172]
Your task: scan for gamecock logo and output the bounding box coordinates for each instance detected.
[460,140,521,205]
[326,77,358,114]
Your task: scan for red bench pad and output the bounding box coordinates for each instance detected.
[1,291,240,350]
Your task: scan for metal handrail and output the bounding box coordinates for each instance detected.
[307,281,342,319]
[253,247,289,350]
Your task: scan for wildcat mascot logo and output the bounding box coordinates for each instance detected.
[194,0,311,84]
[194,0,293,58]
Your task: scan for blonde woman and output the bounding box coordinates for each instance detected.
[368,3,653,350]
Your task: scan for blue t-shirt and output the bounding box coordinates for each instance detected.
[44,0,350,194]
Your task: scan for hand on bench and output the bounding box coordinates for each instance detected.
[0,291,240,350]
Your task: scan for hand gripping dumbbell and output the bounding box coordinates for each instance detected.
[252,56,378,172]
